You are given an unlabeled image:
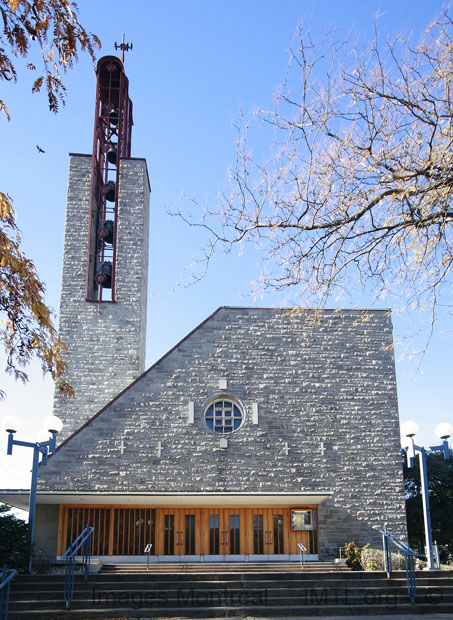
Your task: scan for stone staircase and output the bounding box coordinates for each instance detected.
[8,567,453,618]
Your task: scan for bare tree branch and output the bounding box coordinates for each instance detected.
[172,10,453,332]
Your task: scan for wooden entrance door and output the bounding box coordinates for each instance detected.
[249,508,287,555]
[205,508,243,555]
[157,508,198,555]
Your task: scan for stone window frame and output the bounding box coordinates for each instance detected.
[203,395,245,434]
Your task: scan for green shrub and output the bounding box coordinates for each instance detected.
[343,540,363,570]
[360,545,407,571]
[0,504,31,573]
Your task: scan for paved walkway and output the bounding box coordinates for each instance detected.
[234,616,453,620]
[122,615,453,620]
[135,616,453,620]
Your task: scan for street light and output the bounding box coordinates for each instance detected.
[2,414,63,573]
[401,419,453,570]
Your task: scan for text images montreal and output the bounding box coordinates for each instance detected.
[91,586,443,609]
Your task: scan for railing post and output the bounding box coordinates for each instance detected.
[63,525,94,609]
[81,524,92,581]
[0,565,5,620]
[380,526,422,603]
[0,565,17,620]
[406,553,416,603]
[382,527,391,578]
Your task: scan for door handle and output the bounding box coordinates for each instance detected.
[175,531,179,545]
[224,530,229,545]
[180,531,184,545]
[264,531,268,544]
[268,530,273,544]
[220,531,224,545]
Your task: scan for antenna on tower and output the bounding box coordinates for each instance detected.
[114,33,133,64]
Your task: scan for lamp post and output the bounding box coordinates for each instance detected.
[2,414,63,573]
[401,420,453,570]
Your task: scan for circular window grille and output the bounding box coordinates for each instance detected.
[204,399,243,434]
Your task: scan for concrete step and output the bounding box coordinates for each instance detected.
[100,560,350,573]
[10,573,453,588]
[7,602,453,618]
[8,569,453,618]
[9,587,453,606]
[9,576,453,601]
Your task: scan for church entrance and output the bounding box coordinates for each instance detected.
[159,508,197,555]
[57,505,318,559]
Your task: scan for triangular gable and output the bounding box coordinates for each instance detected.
[37,307,399,496]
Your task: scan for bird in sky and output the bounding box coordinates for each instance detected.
[36,145,45,153]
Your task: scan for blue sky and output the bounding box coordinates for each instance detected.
[0,0,451,489]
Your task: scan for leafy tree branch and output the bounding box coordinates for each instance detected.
[0,1,99,398]
[0,193,73,399]
[0,0,100,115]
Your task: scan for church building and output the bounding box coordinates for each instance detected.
[3,56,407,563]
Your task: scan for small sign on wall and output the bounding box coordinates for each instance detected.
[291,510,313,531]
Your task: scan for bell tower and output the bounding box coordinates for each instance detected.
[86,55,133,303]
[54,53,150,440]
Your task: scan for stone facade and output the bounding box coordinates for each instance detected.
[53,155,150,440]
[38,307,406,559]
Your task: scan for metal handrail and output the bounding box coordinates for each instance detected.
[144,543,153,570]
[0,565,17,620]
[379,526,424,603]
[62,525,94,609]
[298,543,307,568]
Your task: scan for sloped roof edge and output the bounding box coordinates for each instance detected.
[54,306,225,453]
[54,305,392,454]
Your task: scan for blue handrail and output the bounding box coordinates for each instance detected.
[62,525,94,609]
[0,565,17,620]
[379,526,424,603]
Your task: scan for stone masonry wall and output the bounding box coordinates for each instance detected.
[53,155,150,440]
[34,505,59,559]
[40,307,406,559]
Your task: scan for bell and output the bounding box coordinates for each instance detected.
[105,180,116,202]
[107,143,117,165]
[104,220,114,245]
[97,220,114,245]
[109,107,119,126]
[95,261,112,288]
